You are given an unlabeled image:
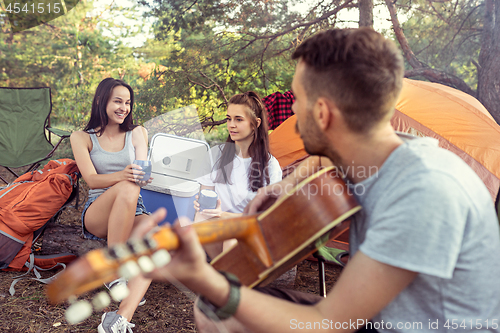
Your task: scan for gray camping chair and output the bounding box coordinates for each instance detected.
[0,87,71,184]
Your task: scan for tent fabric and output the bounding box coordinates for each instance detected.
[391,111,500,199]
[269,78,500,200]
[392,79,500,199]
[269,115,306,169]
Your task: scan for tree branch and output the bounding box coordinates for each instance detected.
[259,38,272,90]
[404,68,476,97]
[200,118,227,130]
[224,0,355,64]
[182,73,231,130]
[184,72,229,105]
[239,0,355,41]
[384,0,425,69]
[439,5,481,60]
[427,0,448,24]
[199,72,229,105]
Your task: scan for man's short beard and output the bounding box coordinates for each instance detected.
[296,113,343,168]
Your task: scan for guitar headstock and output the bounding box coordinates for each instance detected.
[46,228,173,324]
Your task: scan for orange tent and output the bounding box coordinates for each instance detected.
[269,78,500,200]
[269,115,304,169]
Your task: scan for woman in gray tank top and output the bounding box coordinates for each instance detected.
[70,78,152,333]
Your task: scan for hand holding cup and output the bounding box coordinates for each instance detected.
[198,189,218,211]
[133,160,152,186]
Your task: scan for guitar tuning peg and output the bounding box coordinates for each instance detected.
[128,238,148,253]
[118,260,141,280]
[137,255,155,273]
[109,243,132,260]
[92,291,111,311]
[109,283,130,302]
[65,300,93,325]
[151,249,171,268]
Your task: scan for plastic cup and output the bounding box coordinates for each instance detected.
[133,160,152,182]
[198,189,218,211]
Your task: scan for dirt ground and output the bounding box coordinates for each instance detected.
[0,167,344,333]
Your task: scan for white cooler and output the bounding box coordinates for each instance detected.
[140,133,211,225]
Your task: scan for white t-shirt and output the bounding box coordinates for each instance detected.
[197,145,282,213]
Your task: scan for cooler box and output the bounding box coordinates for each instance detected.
[140,133,211,225]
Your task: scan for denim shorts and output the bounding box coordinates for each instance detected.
[81,194,150,240]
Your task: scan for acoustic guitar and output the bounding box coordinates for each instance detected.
[46,167,361,308]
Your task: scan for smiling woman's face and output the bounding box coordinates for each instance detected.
[106,85,131,125]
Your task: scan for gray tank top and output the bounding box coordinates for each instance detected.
[88,130,135,198]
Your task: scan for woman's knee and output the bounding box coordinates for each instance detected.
[113,181,140,203]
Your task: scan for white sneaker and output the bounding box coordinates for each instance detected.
[97,311,135,333]
[104,278,127,291]
[104,278,146,306]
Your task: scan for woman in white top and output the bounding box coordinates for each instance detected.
[195,91,282,255]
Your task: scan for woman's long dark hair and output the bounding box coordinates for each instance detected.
[214,91,271,191]
[84,78,137,136]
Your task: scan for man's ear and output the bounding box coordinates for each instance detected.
[315,97,333,131]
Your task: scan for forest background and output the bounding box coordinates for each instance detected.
[0,1,499,331]
[1,0,499,143]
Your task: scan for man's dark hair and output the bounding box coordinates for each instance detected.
[292,28,404,132]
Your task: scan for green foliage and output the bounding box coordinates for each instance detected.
[395,0,483,89]
[0,0,146,129]
[2,0,491,137]
[133,0,357,138]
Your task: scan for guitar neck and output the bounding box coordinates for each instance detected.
[151,215,260,250]
[46,215,270,304]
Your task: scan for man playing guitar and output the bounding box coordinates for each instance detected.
[144,28,500,333]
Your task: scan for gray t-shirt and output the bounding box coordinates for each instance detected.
[348,136,500,332]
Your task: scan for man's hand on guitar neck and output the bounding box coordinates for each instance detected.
[136,212,233,310]
[140,211,417,333]
[245,156,332,214]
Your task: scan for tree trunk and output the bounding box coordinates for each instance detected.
[477,0,500,123]
[359,0,374,27]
